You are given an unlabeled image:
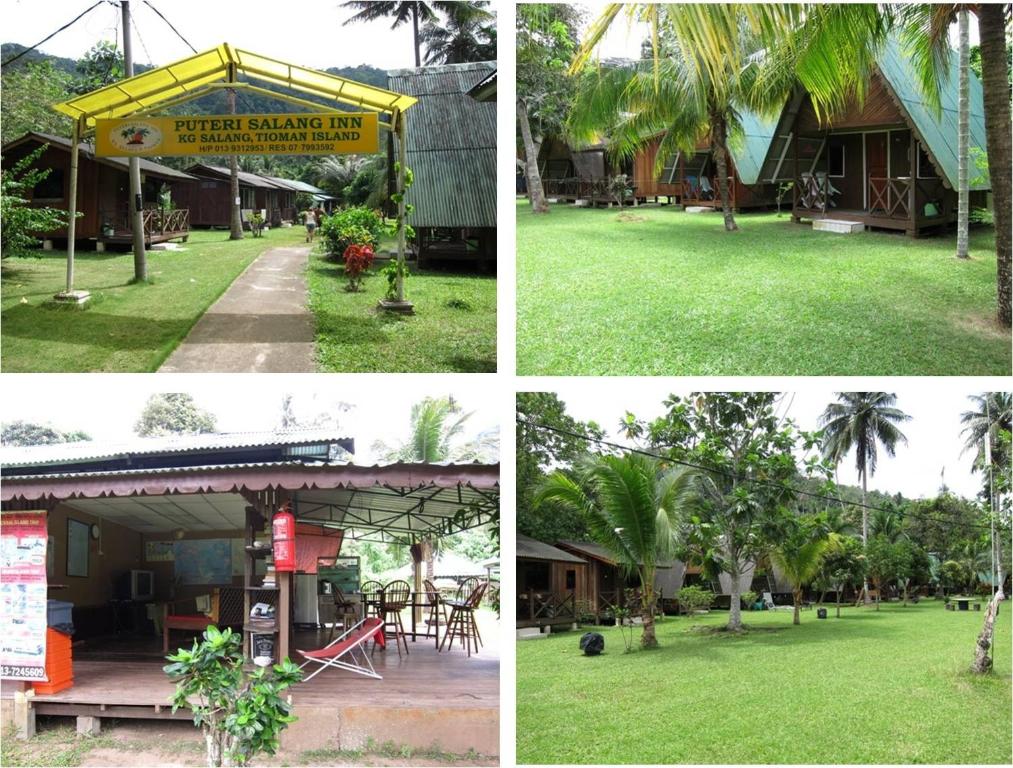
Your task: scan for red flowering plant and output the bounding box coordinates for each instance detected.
[342,243,375,292]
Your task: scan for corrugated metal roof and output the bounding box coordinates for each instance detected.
[517,534,586,563]
[387,62,496,228]
[1,429,351,468]
[4,132,196,181]
[187,164,288,189]
[878,36,988,190]
[262,176,329,195]
[557,539,673,569]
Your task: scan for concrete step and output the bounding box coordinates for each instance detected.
[812,219,865,234]
[684,206,717,213]
[517,627,548,640]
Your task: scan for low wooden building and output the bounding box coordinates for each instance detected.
[754,37,989,235]
[1,132,195,246]
[388,62,496,270]
[516,534,589,629]
[178,164,297,228]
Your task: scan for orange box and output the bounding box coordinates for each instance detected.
[33,678,73,695]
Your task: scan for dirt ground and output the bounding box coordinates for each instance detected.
[4,718,498,767]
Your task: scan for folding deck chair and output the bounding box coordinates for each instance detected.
[763,592,790,611]
[296,617,386,682]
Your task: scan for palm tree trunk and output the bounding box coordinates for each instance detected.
[412,4,422,68]
[517,100,549,213]
[861,471,871,604]
[792,587,801,625]
[711,115,738,232]
[640,577,657,648]
[227,88,243,241]
[836,587,842,618]
[971,588,1004,673]
[956,9,970,259]
[979,4,1012,328]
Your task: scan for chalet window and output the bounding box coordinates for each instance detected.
[917,146,939,179]
[200,180,219,189]
[33,167,64,200]
[565,570,576,590]
[827,143,845,178]
[241,187,256,208]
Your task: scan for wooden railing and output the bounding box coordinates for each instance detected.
[142,208,190,237]
[680,176,735,208]
[868,177,911,219]
[542,176,611,200]
[795,175,828,214]
[517,591,576,621]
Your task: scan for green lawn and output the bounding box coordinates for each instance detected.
[1,227,305,372]
[516,201,1011,375]
[517,602,1012,764]
[306,250,496,372]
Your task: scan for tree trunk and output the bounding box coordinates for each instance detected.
[517,100,549,213]
[792,587,801,625]
[423,538,434,581]
[227,88,243,241]
[861,473,871,604]
[206,730,222,768]
[412,5,421,68]
[727,566,743,631]
[836,587,842,618]
[711,115,738,232]
[971,588,1005,673]
[979,4,1012,328]
[956,9,970,259]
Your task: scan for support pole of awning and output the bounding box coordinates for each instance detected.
[54,117,89,304]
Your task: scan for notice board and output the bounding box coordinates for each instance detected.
[0,511,49,680]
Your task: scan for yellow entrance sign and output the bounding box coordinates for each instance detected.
[93,112,379,157]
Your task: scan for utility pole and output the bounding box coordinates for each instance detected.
[122,0,147,281]
[228,82,244,240]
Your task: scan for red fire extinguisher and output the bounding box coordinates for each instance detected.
[272,504,296,572]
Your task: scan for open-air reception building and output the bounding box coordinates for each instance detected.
[0,431,500,754]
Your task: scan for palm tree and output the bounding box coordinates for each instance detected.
[960,392,1012,474]
[536,454,696,648]
[420,2,495,64]
[314,155,368,203]
[769,516,837,625]
[341,2,455,68]
[868,502,907,544]
[820,393,910,601]
[956,8,970,260]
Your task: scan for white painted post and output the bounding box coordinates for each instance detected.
[65,119,80,295]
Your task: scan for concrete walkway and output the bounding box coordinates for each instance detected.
[159,243,315,372]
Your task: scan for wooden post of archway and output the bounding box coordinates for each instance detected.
[56,117,87,303]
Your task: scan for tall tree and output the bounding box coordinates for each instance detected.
[957,8,971,260]
[1,421,90,446]
[420,1,495,64]
[341,2,455,68]
[516,3,582,213]
[134,393,217,437]
[819,392,910,556]
[960,392,1012,476]
[0,61,73,145]
[649,392,833,631]
[537,453,696,648]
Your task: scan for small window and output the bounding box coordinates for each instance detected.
[201,180,219,189]
[33,167,64,200]
[565,569,576,590]
[828,143,845,178]
[241,187,256,208]
[917,146,939,179]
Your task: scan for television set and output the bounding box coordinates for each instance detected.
[114,569,154,601]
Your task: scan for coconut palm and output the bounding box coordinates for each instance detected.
[868,502,908,544]
[535,454,697,648]
[314,155,368,201]
[819,393,911,544]
[960,392,1013,474]
[420,2,495,65]
[341,1,456,68]
[769,515,837,625]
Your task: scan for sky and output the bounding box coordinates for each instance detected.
[1,375,500,465]
[3,0,428,71]
[530,382,997,502]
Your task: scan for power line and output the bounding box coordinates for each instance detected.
[2,1,107,69]
[519,418,996,533]
[142,0,197,53]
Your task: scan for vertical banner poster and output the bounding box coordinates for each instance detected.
[0,511,49,680]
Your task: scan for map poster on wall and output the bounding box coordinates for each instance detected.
[145,540,175,562]
[0,511,49,681]
[174,539,233,585]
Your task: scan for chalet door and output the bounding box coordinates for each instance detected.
[865,132,888,213]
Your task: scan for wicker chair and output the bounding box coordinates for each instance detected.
[380,579,412,657]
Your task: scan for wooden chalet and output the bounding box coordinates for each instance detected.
[754,37,990,235]
[537,137,616,204]
[2,132,194,247]
[0,433,499,754]
[516,534,589,629]
[632,110,780,210]
[388,62,496,270]
[178,164,297,228]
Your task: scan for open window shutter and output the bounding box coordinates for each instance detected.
[661,152,680,183]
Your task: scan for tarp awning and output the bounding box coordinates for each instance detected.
[52,43,416,128]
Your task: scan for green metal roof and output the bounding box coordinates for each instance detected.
[878,36,988,190]
[730,108,780,185]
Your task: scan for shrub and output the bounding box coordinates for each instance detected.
[677,585,714,615]
[164,626,302,767]
[1,145,72,259]
[320,206,384,259]
[740,590,758,610]
[343,243,375,292]
[380,258,408,301]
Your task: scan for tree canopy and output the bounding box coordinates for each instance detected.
[134,393,217,437]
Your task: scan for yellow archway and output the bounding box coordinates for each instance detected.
[52,43,417,305]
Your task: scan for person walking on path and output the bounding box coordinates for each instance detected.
[304,207,318,242]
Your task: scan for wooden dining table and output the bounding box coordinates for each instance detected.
[354,591,442,649]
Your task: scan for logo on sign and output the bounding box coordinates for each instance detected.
[109,121,163,153]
